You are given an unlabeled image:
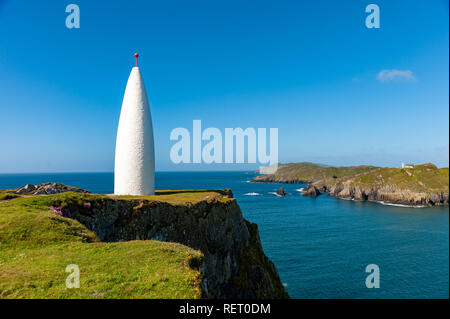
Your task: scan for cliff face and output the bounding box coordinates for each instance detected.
[0,191,205,298]
[253,163,449,207]
[252,176,311,184]
[303,181,449,206]
[53,191,288,299]
[325,183,449,206]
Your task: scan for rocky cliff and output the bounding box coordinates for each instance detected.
[253,163,449,207]
[46,189,288,298]
[302,181,449,206]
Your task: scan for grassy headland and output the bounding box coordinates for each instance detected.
[0,188,288,298]
[0,192,214,299]
[252,162,378,183]
[334,163,449,193]
[252,162,449,206]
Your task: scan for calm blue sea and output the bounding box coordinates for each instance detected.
[0,171,448,299]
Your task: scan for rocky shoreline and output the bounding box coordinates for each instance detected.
[252,176,449,207]
[301,181,449,207]
[251,176,314,184]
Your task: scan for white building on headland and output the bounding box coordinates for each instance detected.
[401,162,414,169]
[114,53,155,195]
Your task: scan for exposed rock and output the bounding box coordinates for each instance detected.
[52,193,289,299]
[276,187,286,197]
[301,184,322,198]
[326,182,449,207]
[15,184,36,194]
[252,162,449,207]
[252,175,312,184]
[11,183,90,195]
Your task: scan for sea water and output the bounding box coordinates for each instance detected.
[0,171,448,298]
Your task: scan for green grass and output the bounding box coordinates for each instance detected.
[0,193,19,201]
[0,192,206,299]
[115,189,234,205]
[255,162,449,195]
[347,163,449,193]
[256,162,378,182]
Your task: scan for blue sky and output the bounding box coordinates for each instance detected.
[0,0,448,172]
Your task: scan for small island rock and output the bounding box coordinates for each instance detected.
[302,184,322,198]
[276,187,286,197]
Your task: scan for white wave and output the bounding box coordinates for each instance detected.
[379,201,426,208]
[244,192,261,196]
[336,197,426,208]
[269,192,283,197]
[296,188,304,192]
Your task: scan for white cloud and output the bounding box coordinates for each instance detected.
[376,69,416,83]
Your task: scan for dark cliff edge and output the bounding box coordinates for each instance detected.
[47,190,289,299]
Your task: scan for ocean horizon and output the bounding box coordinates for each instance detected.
[1,171,448,298]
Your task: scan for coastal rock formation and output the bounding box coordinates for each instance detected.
[11,183,90,195]
[326,182,449,206]
[51,191,288,299]
[276,187,286,197]
[253,175,312,184]
[301,184,322,198]
[252,163,449,207]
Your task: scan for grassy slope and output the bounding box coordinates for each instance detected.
[256,162,449,194]
[0,193,19,201]
[255,162,378,182]
[0,193,207,299]
[115,189,233,205]
[342,163,449,193]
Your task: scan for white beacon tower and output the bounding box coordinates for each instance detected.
[114,53,155,195]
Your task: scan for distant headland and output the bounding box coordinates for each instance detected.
[252,162,449,207]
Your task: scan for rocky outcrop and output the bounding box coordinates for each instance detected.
[252,175,313,184]
[252,163,449,207]
[301,184,322,198]
[11,183,90,195]
[326,182,449,206]
[51,192,289,299]
[276,187,286,197]
[299,180,448,206]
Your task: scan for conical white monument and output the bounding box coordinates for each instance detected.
[114,53,155,195]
